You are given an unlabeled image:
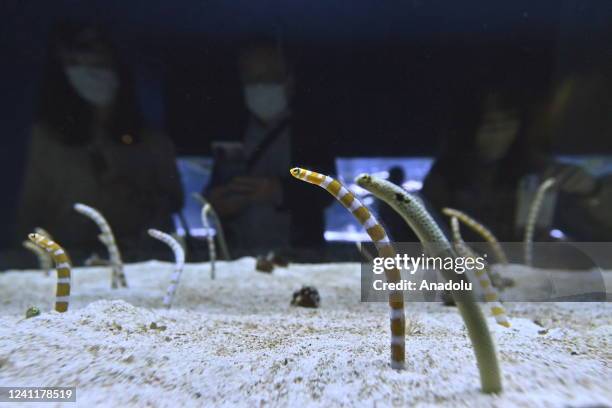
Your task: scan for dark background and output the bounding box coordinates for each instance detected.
[1,0,611,248]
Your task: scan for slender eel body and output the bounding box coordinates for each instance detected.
[171,233,188,260]
[34,227,53,240]
[524,178,556,266]
[28,233,71,312]
[74,203,127,289]
[192,193,231,260]
[355,242,375,262]
[356,174,501,393]
[74,204,126,287]
[450,217,510,328]
[32,228,54,275]
[23,240,53,274]
[442,208,508,265]
[35,227,53,276]
[443,209,506,289]
[148,229,185,309]
[202,204,217,279]
[290,168,406,370]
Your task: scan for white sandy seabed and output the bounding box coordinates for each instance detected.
[0,259,611,408]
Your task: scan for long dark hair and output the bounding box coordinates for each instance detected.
[434,83,548,189]
[36,22,143,145]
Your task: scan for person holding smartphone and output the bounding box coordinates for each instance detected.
[205,41,335,256]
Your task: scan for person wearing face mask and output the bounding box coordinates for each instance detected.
[204,42,335,257]
[422,89,550,242]
[422,87,601,244]
[15,23,183,263]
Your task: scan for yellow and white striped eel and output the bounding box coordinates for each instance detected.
[201,204,216,280]
[524,178,556,266]
[34,227,53,240]
[74,203,127,289]
[23,240,53,274]
[290,167,406,370]
[32,228,54,276]
[192,193,231,261]
[450,217,510,328]
[148,229,185,309]
[442,208,508,265]
[355,174,501,393]
[27,233,71,313]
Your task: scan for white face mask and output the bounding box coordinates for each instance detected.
[65,66,119,107]
[244,83,288,121]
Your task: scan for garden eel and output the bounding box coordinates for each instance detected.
[450,217,510,328]
[355,174,501,393]
[355,242,375,262]
[28,233,71,313]
[201,204,216,279]
[192,193,231,260]
[34,227,53,240]
[23,240,52,274]
[148,229,185,309]
[290,167,406,370]
[33,228,54,275]
[524,178,556,266]
[74,203,127,288]
[171,232,188,261]
[441,208,508,265]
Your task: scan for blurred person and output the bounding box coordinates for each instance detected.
[543,73,612,241]
[421,89,599,243]
[16,22,183,261]
[205,41,334,256]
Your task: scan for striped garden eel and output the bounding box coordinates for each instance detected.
[148,229,185,309]
[23,240,53,274]
[355,174,501,393]
[524,178,556,266]
[192,193,231,260]
[450,217,510,328]
[33,228,54,275]
[201,204,216,279]
[34,227,53,240]
[441,207,508,265]
[74,203,127,288]
[290,167,406,370]
[27,233,71,313]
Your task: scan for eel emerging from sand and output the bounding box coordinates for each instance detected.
[148,229,185,309]
[192,193,231,261]
[355,173,502,394]
[449,216,511,328]
[442,207,508,265]
[27,233,71,312]
[523,178,556,266]
[290,167,406,370]
[74,203,127,288]
[201,204,216,280]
